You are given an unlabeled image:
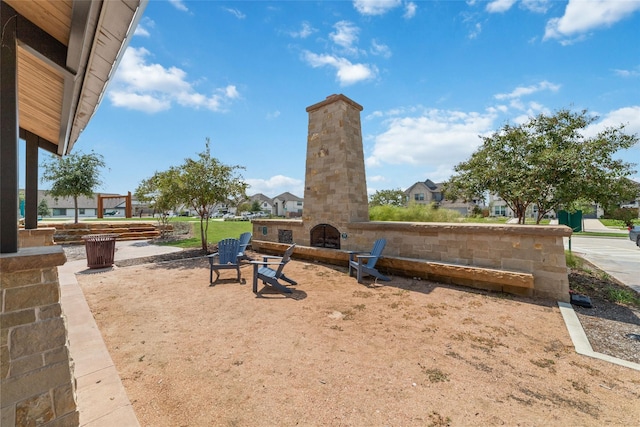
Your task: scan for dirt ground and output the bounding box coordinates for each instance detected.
[76,254,640,427]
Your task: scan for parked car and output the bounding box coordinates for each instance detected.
[629,226,640,247]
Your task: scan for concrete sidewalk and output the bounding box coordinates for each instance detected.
[59,241,182,426]
[582,218,628,234]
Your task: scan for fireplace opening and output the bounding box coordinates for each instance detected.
[310,224,340,249]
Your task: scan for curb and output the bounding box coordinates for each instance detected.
[557,302,640,371]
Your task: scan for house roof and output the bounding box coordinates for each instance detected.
[249,193,273,204]
[273,192,303,202]
[3,0,147,155]
[404,180,443,194]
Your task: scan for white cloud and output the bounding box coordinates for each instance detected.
[366,109,498,169]
[522,0,550,14]
[369,175,387,183]
[222,7,246,19]
[544,0,640,41]
[330,21,361,56]
[134,18,153,37]
[109,92,170,113]
[613,67,640,78]
[468,22,482,39]
[582,106,640,139]
[404,2,417,19]
[168,0,188,12]
[302,51,377,86]
[290,22,316,39]
[246,175,304,198]
[353,0,402,16]
[370,39,392,58]
[486,0,516,13]
[134,26,150,37]
[266,110,281,120]
[108,47,240,113]
[494,80,561,100]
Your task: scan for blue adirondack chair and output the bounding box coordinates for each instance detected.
[237,232,252,260]
[348,238,390,284]
[208,238,241,285]
[251,244,297,294]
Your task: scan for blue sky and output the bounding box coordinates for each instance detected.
[38,0,640,198]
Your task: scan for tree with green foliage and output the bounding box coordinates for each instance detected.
[369,188,407,207]
[180,140,247,251]
[37,199,50,218]
[135,168,182,236]
[250,200,262,213]
[137,140,247,250]
[237,201,253,214]
[40,151,106,223]
[445,109,638,224]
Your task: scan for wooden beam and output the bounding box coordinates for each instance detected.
[24,133,39,229]
[1,1,19,253]
[19,128,59,156]
[15,12,74,79]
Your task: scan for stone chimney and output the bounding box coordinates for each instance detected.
[303,94,369,230]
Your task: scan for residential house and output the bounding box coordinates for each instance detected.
[248,193,274,214]
[489,179,640,219]
[272,192,304,218]
[404,179,482,216]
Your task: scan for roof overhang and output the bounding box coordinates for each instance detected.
[3,0,147,156]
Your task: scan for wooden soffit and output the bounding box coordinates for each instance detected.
[3,0,147,156]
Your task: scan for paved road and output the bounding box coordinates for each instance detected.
[564,235,640,293]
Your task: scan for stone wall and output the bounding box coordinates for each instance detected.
[252,219,572,302]
[32,222,169,244]
[1,229,79,426]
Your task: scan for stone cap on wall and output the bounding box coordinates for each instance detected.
[306,94,363,113]
[349,221,573,237]
[0,245,66,273]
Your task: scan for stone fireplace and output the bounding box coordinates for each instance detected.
[251,94,571,302]
[310,224,341,249]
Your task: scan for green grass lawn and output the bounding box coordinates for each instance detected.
[599,218,640,229]
[162,220,252,249]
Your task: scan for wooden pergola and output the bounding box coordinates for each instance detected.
[0,0,147,253]
[97,192,133,218]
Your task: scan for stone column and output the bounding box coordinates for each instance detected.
[303,94,369,231]
[1,230,79,426]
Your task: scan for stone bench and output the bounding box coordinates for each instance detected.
[378,256,534,296]
[252,240,535,297]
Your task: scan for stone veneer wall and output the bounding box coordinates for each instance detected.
[303,94,369,227]
[252,219,572,302]
[34,222,167,244]
[1,228,79,426]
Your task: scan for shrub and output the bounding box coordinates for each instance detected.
[369,203,462,222]
[606,207,638,228]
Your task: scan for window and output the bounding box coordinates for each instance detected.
[297,201,302,206]
[79,209,85,215]
[53,208,66,216]
[414,193,425,201]
[494,206,506,216]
